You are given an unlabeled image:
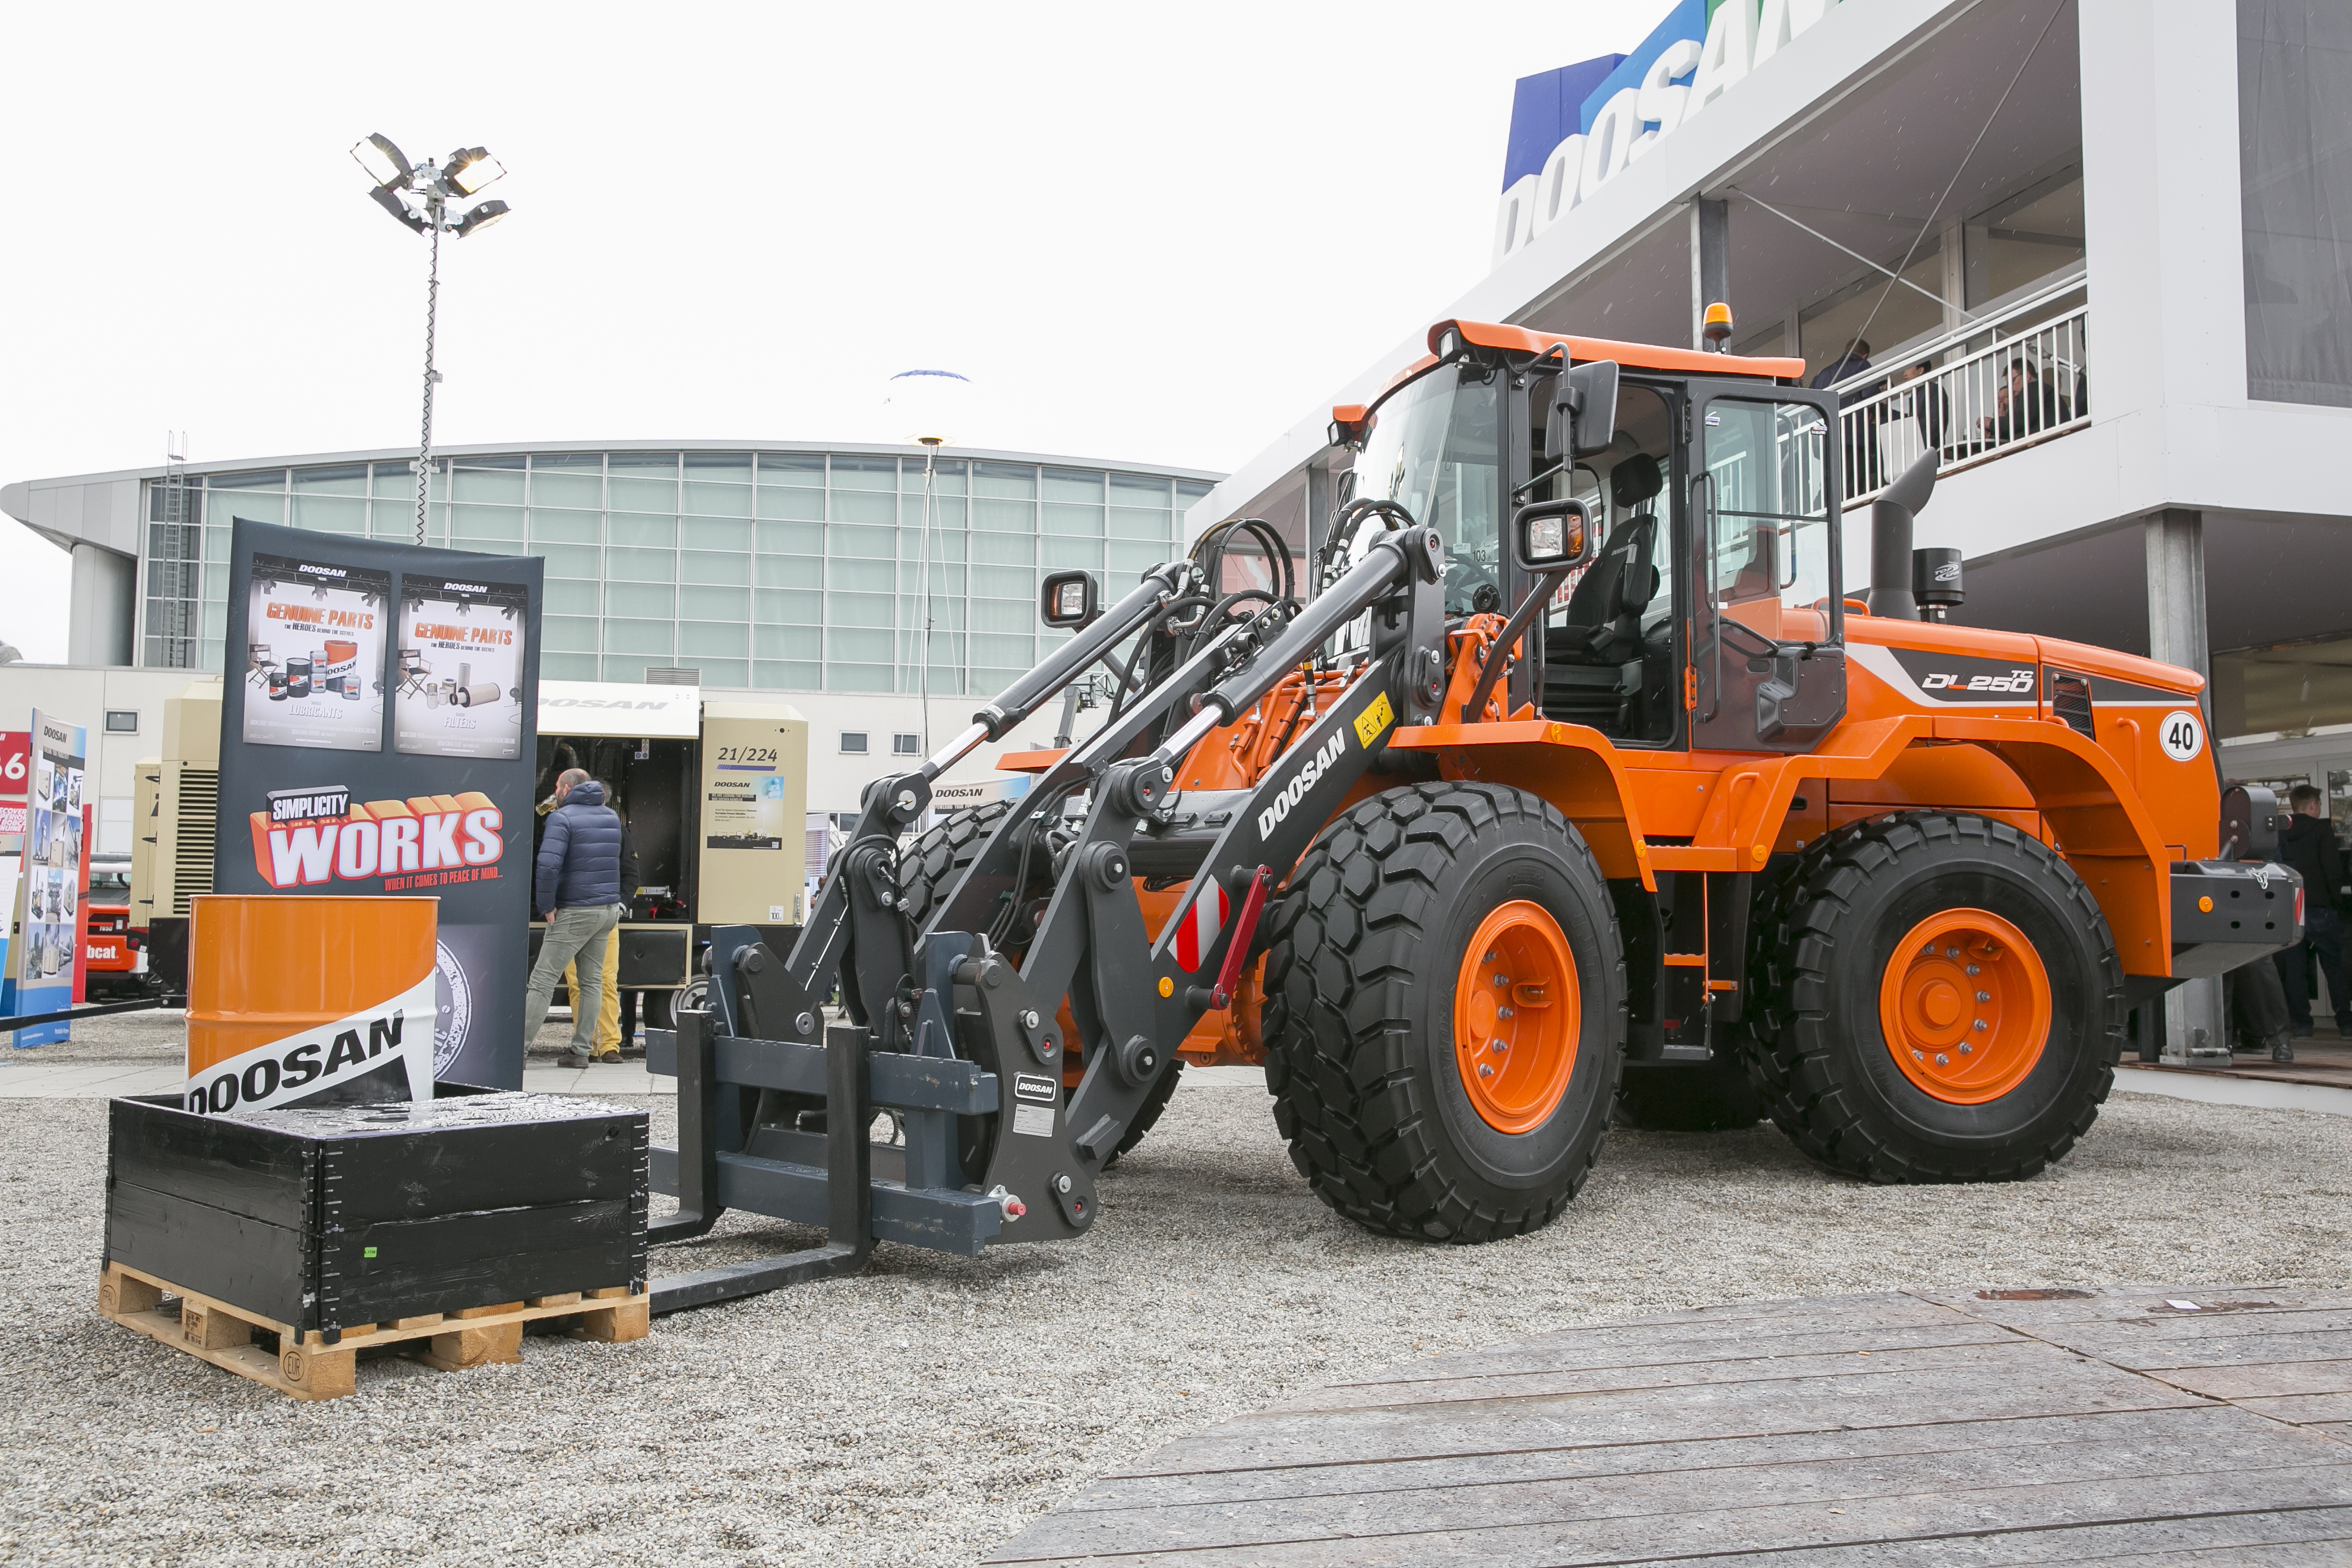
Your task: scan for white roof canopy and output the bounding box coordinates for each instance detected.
[537,679,701,740]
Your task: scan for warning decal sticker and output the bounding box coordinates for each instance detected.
[1174,877,1230,973]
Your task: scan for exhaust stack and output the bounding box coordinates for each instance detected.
[1864,450,1939,619]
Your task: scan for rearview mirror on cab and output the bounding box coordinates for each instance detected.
[1545,360,1621,462]
[1040,569,1099,628]
[1511,498,1595,575]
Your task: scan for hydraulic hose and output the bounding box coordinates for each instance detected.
[972,561,1186,741]
[1156,530,1416,764]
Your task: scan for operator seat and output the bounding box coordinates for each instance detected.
[1542,454,1662,734]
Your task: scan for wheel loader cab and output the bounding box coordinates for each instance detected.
[1347,325,1849,753]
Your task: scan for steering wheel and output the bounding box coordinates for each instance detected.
[1446,554,1503,616]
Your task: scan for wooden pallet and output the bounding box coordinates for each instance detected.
[97,1260,649,1401]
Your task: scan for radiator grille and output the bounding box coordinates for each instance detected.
[2048,671,2095,740]
[170,767,217,915]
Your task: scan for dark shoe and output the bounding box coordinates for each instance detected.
[2294,1025,2316,1039]
[592,1050,621,1064]
[2273,1038,2297,1063]
[562,1045,593,1065]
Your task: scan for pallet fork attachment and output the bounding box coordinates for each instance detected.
[649,1007,874,1314]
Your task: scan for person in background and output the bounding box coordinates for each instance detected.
[1898,359,1947,453]
[524,769,625,1065]
[1810,338,1873,395]
[1981,355,2071,444]
[2274,784,2351,1039]
[561,813,640,1061]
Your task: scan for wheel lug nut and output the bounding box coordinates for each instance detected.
[1935,1052,1950,1066]
[1965,964,1980,975]
[1490,1041,1505,1054]
[1972,1019,1988,1032]
[1497,1007,1514,1020]
[1478,1063,1495,1077]
[1976,991,1990,1003]
[1945,946,1960,959]
[1959,1043,1972,1054]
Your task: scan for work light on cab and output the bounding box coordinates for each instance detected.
[1512,497,1593,572]
[1040,569,1099,628]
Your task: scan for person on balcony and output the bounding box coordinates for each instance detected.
[1809,339,1874,403]
[1981,355,2072,445]
[1898,360,1948,451]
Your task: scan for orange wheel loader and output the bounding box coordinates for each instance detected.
[642,317,2300,1311]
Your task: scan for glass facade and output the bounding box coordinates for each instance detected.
[142,447,1213,688]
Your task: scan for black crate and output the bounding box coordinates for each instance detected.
[105,1083,647,1336]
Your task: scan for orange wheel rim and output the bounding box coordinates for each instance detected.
[1455,900,1580,1133]
[1879,908,2051,1104]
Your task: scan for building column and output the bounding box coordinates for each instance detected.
[1304,462,1332,569]
[2144,507,2227,1064]
[1690,197,1730,349]
[67,542,135,667]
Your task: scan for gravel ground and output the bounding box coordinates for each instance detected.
[4,1081,2349,1566]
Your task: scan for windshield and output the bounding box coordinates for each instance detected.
[1346,364,1503,615]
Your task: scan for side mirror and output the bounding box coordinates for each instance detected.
[1545,360,1620,461]
[1510,498,1595,575]
[1040,569,1099,629]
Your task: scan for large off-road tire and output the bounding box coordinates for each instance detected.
[1260,782,1627,1243]
[1614,1053,1762,1131]
[1743,812,2125,1183]
[897,799,1015,922]
[898,799,1182,1164]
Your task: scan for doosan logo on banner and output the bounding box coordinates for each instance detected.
[249,782,505,889]
[1494,0,1843,267]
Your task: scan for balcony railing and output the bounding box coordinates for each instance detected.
[1831,276,2089,505]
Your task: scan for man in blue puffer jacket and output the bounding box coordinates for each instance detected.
[523,769,626,1064]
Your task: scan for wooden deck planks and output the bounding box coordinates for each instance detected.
[986,1287,2352,1567]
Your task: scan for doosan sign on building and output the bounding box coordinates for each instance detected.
[1494,0,1839,266]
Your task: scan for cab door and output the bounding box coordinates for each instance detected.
[1683,384,1847,754]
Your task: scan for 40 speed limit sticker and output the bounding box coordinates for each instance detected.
[2160,710,2206,762]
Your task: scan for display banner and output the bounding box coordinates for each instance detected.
[217,520,543,1088]
[0,731,26,1007]
[5,712,87,1046]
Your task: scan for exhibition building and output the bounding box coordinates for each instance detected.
[1190,0,2352,815]
[2,441,1219,826]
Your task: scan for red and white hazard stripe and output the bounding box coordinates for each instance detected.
[1174,879,1231,972]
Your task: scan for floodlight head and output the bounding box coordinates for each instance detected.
[441,147,504,196]
[352,133,415,190]
[369,184,430,233]
[453,199,510,239]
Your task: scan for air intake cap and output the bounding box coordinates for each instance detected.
[1912,548,1964,619]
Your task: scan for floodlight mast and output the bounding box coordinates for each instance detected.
[349,134,510,545]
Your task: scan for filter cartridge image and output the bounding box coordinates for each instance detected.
[324,638,359,700]
[453,682,502,708]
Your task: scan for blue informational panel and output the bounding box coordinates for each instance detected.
[5,711,88,1047]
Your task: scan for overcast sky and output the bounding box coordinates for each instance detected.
[0,0,1675,662]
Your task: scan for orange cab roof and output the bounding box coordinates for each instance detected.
[1431,318,1806,381]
